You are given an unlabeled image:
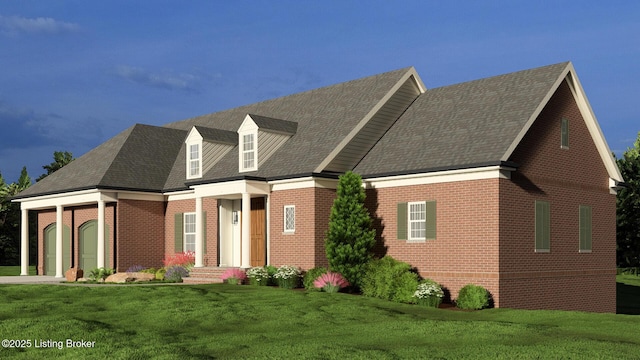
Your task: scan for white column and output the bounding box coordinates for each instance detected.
[97,199,105,268]
[241,192,251,268]
[195,196,204,268]
[265,196,270,266]
[20,208,29,276]
[55,205,63,278]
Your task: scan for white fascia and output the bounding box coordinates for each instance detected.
[269,177,339,191]
[14,189,118,210]
[363,166,514,189]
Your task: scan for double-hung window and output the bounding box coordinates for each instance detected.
[561,118,569,149]
[188,144,201,178]
[284,205,295,233]
[242,134,256,170]
[579,205,592,252]
[535,201,550,252]
[397,201,436,241]
[183,213,196,252]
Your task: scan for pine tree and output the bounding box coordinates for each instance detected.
[325,171,376,289]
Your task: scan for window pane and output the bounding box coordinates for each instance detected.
[190,144,199,160]
[408,202,426,240]
[243,134,254,150]
[284,206,295,231]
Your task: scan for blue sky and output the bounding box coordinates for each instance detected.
[0,1,638,182]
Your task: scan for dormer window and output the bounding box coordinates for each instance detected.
[189,143,201,178]
[242,133,256,170]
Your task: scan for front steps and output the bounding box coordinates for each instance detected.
[183,267,237,284]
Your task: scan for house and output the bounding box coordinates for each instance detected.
[13,62,624,312]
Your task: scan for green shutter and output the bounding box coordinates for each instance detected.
[535,201,550,251]
[426,201,437,240]
[580,206,592,251]
[174,213,183,253]
[561,118,569,148]
[202,211,207,254]
[397,203,407,240]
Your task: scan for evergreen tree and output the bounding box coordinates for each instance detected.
[325,171,376,289]
[37,151,74,182]
[0,167,31,265]
[617,132,640,267]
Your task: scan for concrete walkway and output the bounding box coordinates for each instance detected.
[0,276,64,284]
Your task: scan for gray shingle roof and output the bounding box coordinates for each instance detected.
[354,62,570,177]
[248,114,298,135]
[15,124,185,198]
[194,126,237,145]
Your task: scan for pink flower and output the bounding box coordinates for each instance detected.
[313,272,349,292]
[163,251,196,269]
[220,268,247,281]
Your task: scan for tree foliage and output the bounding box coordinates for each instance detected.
[617,132,640,267]
[37,151,74,182]
[0,167,31,264]
[324,171,376,289]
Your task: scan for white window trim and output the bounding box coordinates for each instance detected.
[187,143,202,179]
[283,205,295,234]
[408,201,426,241]
[239,131,258,172]
[184,212,196,252]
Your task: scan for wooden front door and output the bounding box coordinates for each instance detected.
[250,197,266,266]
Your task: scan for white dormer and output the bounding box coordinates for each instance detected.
[238,114,298,173]
[185,128,203,179]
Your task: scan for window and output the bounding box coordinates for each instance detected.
[579,205,592,252]
[284,205,295,233]
[535,201,550,252]
[188,143,201,178]
[397,201,436,241]
[242,133,256,170]
[408,202,426,240]
[561,118,569,148]
[183,213,196,252]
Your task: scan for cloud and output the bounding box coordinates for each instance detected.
[0,15,80,35]
[113,65,203,93]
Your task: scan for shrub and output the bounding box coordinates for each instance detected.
[140,268,157,274]
[313,272,349,293]
[413,279,444,308]
[324,171,376,289]
[165,266,189,283]
[265,265,278,286]
[456,284,490,310]
[155,268,166,280]
[163,251,195,270]
[273,265,302,289]
[88,267,114,282]
[246,267,269,286]
[126,265,146,273]
[303,267,328,291]
[220,268,247,285]
[361,256,419,303]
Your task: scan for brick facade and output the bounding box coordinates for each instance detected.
[164,198,218,267]
[116,199,165,272]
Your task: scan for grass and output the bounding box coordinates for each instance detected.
[0,266,36,276]
[0,280,638,359]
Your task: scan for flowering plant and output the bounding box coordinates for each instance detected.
[126,264,146,273]
[220,268,247,285]
[413,280,444,307]
[313,272,349,293]
[246,267,269,286]
[165,266,189,282]
[273,265,301,289]
[163,251,195,271]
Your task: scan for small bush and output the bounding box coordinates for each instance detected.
[165,266,189,282]
[456,284,490,310]
[361,256,419,303]
[313,272,349,293]
[413,279,444,308]
[246,267,269,286]
[265,265,278,286]
[163,251,195,271]
[303,267,328,291]
[126,265,146,273]
[220,268,247,285]
[155,268,166,280]
[273,265,302,289]
[88,267,114,282]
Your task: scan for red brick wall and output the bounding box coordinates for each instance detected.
[36,204,115,274]
[500,80,616,312]
[366,179,502,305]
[164,198,218,267]
[116,199,165,271]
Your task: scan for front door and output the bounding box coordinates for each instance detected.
[250,197,266,267]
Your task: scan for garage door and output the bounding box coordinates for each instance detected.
[44,224,70,276]
[79,220,110,271]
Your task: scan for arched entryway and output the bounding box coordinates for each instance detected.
[44,224,71,276]
[78,220,110,271]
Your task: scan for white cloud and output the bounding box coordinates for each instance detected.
[113,65,202,93]
[0,15,79,35]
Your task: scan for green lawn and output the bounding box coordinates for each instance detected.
[0,281,639,359]
[0,266,36,276]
